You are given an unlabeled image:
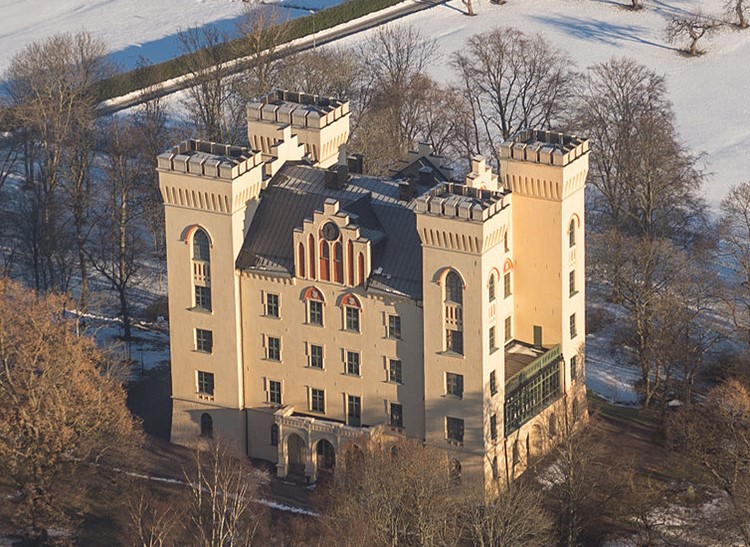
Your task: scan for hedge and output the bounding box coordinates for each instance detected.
[95,0,405,102]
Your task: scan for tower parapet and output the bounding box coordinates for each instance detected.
[247,90,350,168]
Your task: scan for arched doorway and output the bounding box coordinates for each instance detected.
[286,433,306,477]
[315,439,336,473]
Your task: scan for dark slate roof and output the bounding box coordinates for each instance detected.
[389,156,451,186]
[236,163,424,299]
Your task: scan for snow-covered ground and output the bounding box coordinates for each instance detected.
[0,0,344,73]
[335,0,750,206]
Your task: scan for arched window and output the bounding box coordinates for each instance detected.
[304,287,325,326]
[445,271,463,305]
[193,229,210,261]
[270,423,279,446]
[569,218,576,248]
[488,274,496,302]
[320,241,330,281]
[200,413,213,438]
[347,241,354,286]
[308,234,316,279]
[357,252,365,286]
[333,242,343,284]
[297,242,306,278]
[449,458,462,485]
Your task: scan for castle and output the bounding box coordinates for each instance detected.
[158,90,589,486]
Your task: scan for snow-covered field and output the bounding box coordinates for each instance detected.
[336,0,750,207]
[0,0,344,73]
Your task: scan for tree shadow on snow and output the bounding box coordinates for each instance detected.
[529,15,678,52]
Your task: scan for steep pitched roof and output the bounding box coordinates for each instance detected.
[236,163,424,299]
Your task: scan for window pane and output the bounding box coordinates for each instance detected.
[345,307,360,331]
[195,286,212,311]
[446,417,464,443]
[570,314,577,339]
[268,337,281,361]
[311,388,325,413]
[504,272,511,298]
[388,315,402,339]
[310,344,324,368]
[490,370,497,396]
[347,395,361,427]
[569,270,575,297]
[447,372,464,398]
[269,380,281,404]
[489,326,496,351]
[445,271,463,304]
[390,403,403,428]
[446,329,464,355]
[266,293,279,317]
[489,275,496,302]
[193,229,210,261]
[389,359,402,383]
[198,371,214,396]
[504,316,512,341]
[346,351,360,375]
[309,300,323,325]
[196,329,213,353]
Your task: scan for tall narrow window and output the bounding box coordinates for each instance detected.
[389,359,402,384]
[569,270,576,297]
[305,287,324,326]
[504,272,512,298]
[333,242,343,283]
[265,293,280,317]
[200,413,213,438]
[309,344,324,369]
[446,417,464,443]
[308,234,316,279]
[267,336,281,361]
[445,271,463,304]
[390,403,403,428]
[311,388,325,413]
[193,229,210,261]
[197,371,214,396]
[320,241,330,281]
[347,395,361,427]
[489,370,497,396]
[297,242,306,278]
[569,218,576,247]
[490,414,497,440]
[571,355,578,381]
[488,274,496,302]
[489,326,497,352]
[268,380,282,404]
[570,314,577,339]
[347,240,355,286]
[345,306,360,332]
[504,316,512,342]
[504,230,510,252]
[357,252,365,286]
[388,315,402,339]
[346,351,360,375]
[270,423,279,446]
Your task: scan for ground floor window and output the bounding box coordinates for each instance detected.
[347,395,361,427]
[446,416,464,443]
[200,413,213,438]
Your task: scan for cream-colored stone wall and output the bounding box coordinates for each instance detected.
[240,272,425,463]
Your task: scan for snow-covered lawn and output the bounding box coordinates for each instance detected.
[0,0,344,73]
[336,0,750,206]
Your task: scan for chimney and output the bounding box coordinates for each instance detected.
[325,164,349,189]
[347,154,364,174]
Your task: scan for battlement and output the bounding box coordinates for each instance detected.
[499,129,589,167]
[157,140,264,180]
[247,89,350,130]
[415,183,510,222]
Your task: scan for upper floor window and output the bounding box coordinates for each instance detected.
[390,402,403,428]
[346,350,361,376]
[193,229,210,261]
[446,372,464,398]
[388,314,402,339]
[569,218,577,247]
[304,287,324,326]
[265,293,280,318]
[488,274,496,302]
[569,270,577,297]
[320,241,330,282]
[445,271,463,305]
[570,313,577,339]
[268,380,282,404]
[197,371,214,396]
[196,328,213,353]
[571,355,578,381]
[389,359,403,384]
[266,336,281,361]
[342,294,362,332]
[446,329,464,355]
[504,272,512,298]
[309,344,324,369]
[489,326,497,353]
[489,370,497,396]
[345,306,360,332]
[446,417,464,443]
[311,388,325,413]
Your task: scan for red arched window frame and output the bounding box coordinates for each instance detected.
[347,240,354,286]
[357,252,365,286]
[297,242,306,278]
[308,234,316,279]
[333,242,343,283]
[320,240,330,282]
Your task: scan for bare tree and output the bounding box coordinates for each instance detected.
[185,441,268,547]
[666,12,723,56]
[725,0,749,28]
[4,31,111,294]
[177,26,246,144]
[87,119,149,342]
[667,379,750,544]
[127,490,185,547]
[0,278,139,541]
[452,28,573,164]
[463,477,554,546]
[236,6,290,101]
[324,438,460,547]
[276,47,362,103]
[720,181,750,348]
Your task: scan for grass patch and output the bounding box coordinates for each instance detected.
[587,391,658,429]
[95,0,405,102]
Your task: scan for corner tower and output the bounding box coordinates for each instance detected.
[416,184,513,486]
[157,140,265,449]
[499,130,589,418]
